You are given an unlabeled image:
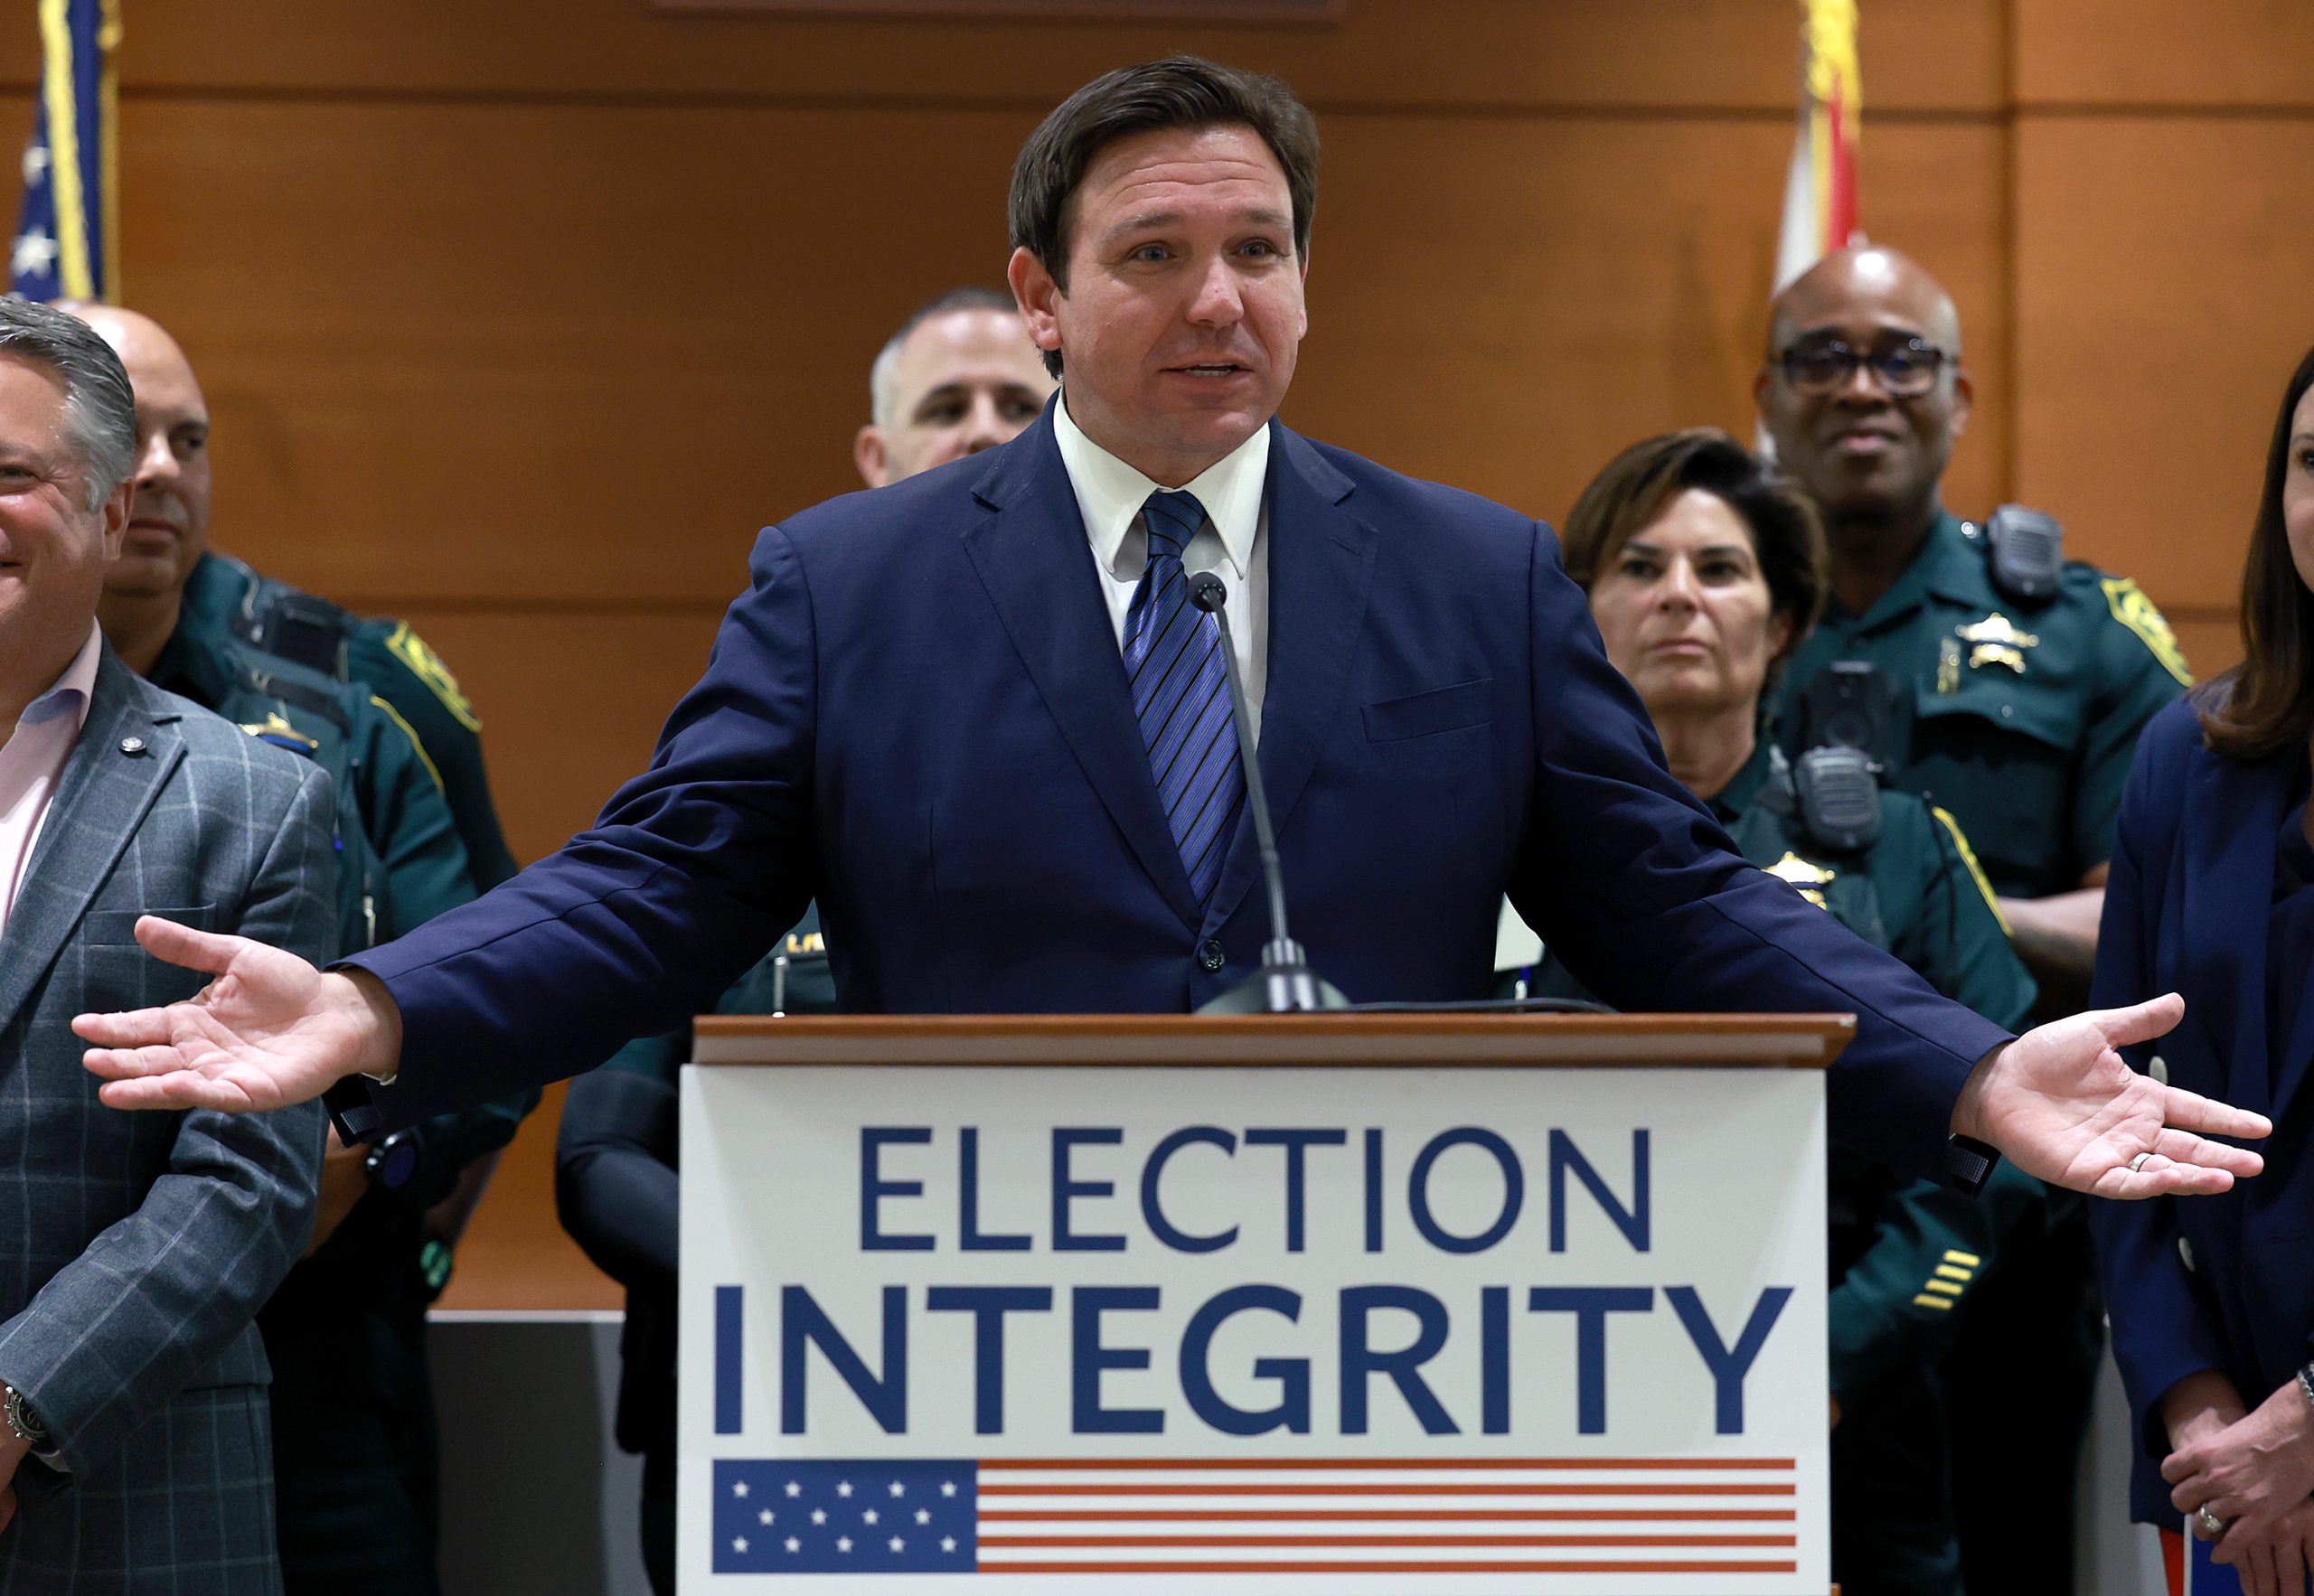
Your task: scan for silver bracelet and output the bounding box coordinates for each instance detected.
[2297,1365,2314,1411]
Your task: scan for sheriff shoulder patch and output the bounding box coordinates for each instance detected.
[384,622,482,732]
[2101,577,2193,688]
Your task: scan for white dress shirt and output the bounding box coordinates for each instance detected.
[1053,389,1271,747]
[0,620,103,935]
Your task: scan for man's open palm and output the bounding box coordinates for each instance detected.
[1972,993,2268,1197]
[73,916,385,1113]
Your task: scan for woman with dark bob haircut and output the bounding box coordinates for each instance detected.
[1523,427,2040,1595]
[2092,344,2314,1596]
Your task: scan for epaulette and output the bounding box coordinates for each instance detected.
[236,659,350,735]
[245,580,353,677]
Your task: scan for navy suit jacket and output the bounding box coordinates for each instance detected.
[348,406,2005,1179]
[2090,695,2314,1523]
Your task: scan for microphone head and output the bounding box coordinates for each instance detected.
[1188,571,1228,612]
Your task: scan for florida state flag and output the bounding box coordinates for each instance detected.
[1773,0,1861,290]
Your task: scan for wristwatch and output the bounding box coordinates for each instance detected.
[2296,1363,2314,1410]
[362,1127,420,1194]
[1946,1134,2000,1194]
[3,1382,52,1453]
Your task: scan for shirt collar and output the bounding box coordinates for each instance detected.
[146,612,239,711]
[1914,509,1994,608]
[19,620,102,735]
[1053,387,1269,582]
[1710,737,1778,822]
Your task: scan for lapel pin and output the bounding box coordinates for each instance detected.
[118,736,146,756]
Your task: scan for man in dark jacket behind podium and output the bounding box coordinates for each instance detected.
[78,58,2268,1240]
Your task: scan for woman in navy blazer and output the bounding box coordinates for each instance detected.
[2093,343,2314,1596]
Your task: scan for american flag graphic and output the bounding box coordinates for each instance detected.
[714,1456,1800,1576]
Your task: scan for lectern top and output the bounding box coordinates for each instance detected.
[689,1011,1854,1069]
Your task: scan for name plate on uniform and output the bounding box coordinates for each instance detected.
[679,1062,1829,1592]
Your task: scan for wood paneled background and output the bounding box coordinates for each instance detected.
[5,1,2306,1307]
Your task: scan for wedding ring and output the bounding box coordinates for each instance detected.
[2198,1507,2225,1537]
[2128,1152,2153,1174]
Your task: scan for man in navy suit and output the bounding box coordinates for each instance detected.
[78,56,2262,1201]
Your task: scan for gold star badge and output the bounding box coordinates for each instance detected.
[1765,851,1837,909]
[1955,612,2039,674]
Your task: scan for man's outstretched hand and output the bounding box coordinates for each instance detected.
[1955,992,2268,1197]
[74,915,402,1113]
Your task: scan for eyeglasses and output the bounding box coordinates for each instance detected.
[1775,335,1952,398]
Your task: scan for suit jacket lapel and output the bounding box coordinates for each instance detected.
[1207,423,1374,931]
[0,653,184,1036]
[961,408,1204,931]
[2180,746,2284,1122]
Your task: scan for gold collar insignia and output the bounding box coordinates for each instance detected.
[238,711,319,751]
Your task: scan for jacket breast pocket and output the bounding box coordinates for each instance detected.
[84,905,218,946]
[1911,671,2081,756]
[1362,678,1494,743]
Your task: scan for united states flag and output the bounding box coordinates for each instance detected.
[713,1457,1799,1576]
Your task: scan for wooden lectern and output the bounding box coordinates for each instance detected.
[678,1013,1849,1594]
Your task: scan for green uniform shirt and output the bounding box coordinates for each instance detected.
[182,551,521,889]
[152,617,535,1217]
[1771,512,2191,899]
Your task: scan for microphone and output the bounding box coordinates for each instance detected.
[1187,571,1350,1014]
[769,944,830,1018]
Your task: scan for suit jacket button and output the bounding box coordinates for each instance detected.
[1197,939,1226,972]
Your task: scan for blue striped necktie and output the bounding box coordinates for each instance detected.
[1122,490,1246,905]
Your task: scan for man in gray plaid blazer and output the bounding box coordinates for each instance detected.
[0,299,334,1591]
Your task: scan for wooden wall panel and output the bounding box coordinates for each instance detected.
[2013,116,2314,613]
[0,0,2005,113]
[127,98,2005,620]
[2172,615,2243,685]
[2017,0,2314,107]
[1297,117,2007,528]
[124,98,1036,606]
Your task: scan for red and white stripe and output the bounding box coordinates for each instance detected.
[974,1457,1800,1577]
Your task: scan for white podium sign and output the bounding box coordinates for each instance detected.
[680,1061,1828,1593]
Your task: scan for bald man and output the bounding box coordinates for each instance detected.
[64,302,534,1596]
[851,286,1055,487]
[1756,245,2189,1593]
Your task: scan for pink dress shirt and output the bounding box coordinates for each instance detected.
[0,621,103,935]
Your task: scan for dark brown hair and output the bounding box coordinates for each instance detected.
[1560,427,1830,663]
[2199,343,2314,760]
[1007,56,1320,377]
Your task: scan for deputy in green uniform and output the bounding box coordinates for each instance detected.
[1503,427,2040,1593]
[76,303,536,1596]
[180,549,519,889]
[1754,247,2189,1594]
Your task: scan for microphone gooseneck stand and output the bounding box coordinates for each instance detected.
[1187,572,1350,1015]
